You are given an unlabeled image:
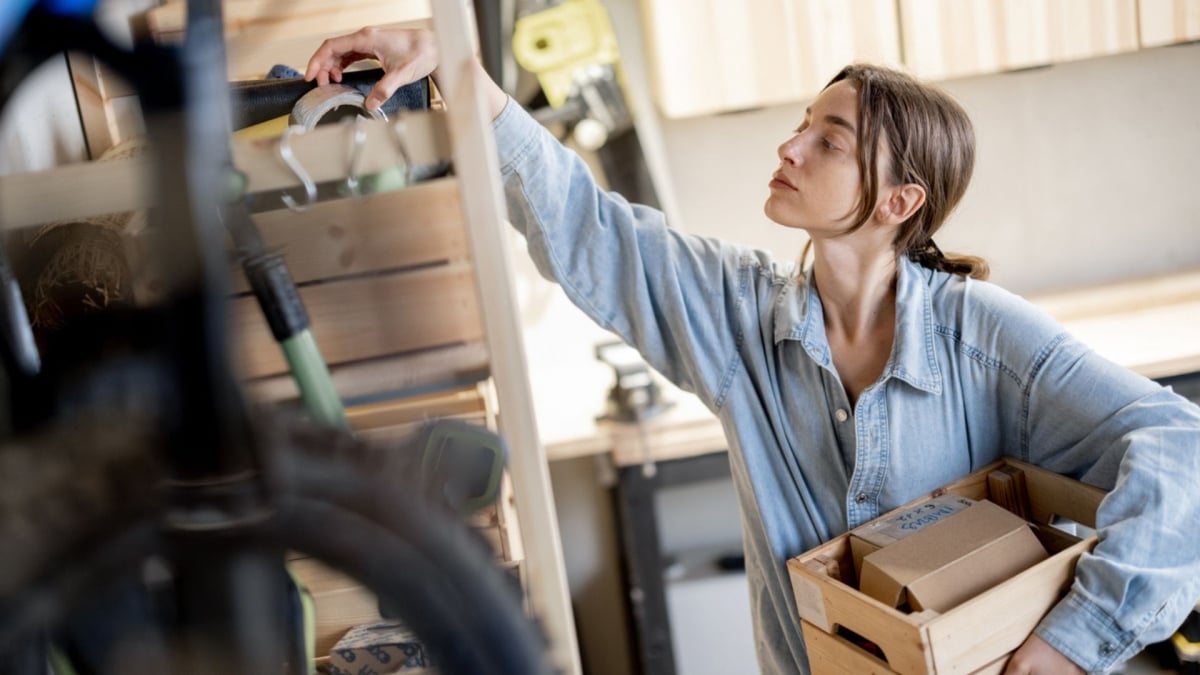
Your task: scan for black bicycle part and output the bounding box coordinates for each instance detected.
[0,411,554,675]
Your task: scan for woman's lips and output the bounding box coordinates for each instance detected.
[770,172,796,190]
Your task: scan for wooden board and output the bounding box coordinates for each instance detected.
[232,262,483,378]
[232,177,467,292]
[789,459,1104,675]
[1138,0,1200,48]
[146,0,430,41]
[246,341,490,405]
[0,110,449,231]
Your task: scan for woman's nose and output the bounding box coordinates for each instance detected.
[778,136,801,165]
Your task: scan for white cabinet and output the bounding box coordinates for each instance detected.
[638,0,901,118]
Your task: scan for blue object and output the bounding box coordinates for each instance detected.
[0,0,38,55]
[39,0,100,16]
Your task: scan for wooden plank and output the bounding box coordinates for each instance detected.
[1138,0,1200,48]
[147,0,430,40]
[224,19,428,81]
[287,557,381,656]
[67,53,117,160]
[801,621,896,674]
[0,110,448,231]
[232,177,467,292]
[926,538,1093,673]
[232,109,450,194]
[1045,0,1138,62]
[788,539,933,674]
[245,341,490,404]
[232,262,483,378]
[344,384,487,430]
[1012,460,1106,529]
[0,156,152,231]
[431,0,582,671]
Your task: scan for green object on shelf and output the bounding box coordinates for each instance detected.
[281,329,348,430]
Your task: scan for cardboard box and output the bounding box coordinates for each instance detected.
[857,501,1048,613]
[848,494,976,581]
[788,459,1106,675]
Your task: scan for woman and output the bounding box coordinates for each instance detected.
[307,28,1200,675]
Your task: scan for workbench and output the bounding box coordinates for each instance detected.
[539,268,1200,675]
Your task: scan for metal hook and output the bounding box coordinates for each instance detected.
[389,117,414,189]
[279,124,317,211]
[342,116,368,197]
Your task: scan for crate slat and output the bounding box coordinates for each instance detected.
[233,262,483,378]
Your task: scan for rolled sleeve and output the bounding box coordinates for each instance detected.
[491,96,539,175]
[1036,588,1142,672]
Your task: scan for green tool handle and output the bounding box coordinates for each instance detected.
[281,330,348,430]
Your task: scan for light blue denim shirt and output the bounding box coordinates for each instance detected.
[491,98,1200,674]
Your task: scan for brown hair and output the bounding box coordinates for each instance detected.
[825,64,988,280]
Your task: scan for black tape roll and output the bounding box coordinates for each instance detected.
[229,68,430,129]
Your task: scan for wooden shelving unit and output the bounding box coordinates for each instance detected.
[0,1,581,672]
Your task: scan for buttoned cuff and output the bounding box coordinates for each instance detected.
[490,96,541,176]
[1035,589,1135,673]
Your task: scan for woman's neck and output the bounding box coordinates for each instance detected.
[810,241,898,342]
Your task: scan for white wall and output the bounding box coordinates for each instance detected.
[653,42,1200,296]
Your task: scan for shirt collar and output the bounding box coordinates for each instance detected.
[773,256,942,394]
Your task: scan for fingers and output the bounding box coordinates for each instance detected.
[365,66,414,111]
[305,29,376,82]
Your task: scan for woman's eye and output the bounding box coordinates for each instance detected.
[822,138,838,151]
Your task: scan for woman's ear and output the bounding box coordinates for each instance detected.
[877,183,926,225]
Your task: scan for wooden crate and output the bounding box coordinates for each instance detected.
[788,459,1107,674]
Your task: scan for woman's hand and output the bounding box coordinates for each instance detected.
[1003,634,1085,675]
[305,27,439,111]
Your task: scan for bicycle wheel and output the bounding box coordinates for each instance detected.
[0,408,555,675]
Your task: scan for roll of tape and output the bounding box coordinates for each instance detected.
[289,83,387,131]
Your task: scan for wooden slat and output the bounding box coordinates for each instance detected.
[223,19,427,81]
[147,0,430,40]
[345,384,487,430]
[432,0,582,671]
[1138,0,1200,48]
[0,111,448,231]
[232,177,467,292]
[232,110,450,194]
[287,557,381,657]
[245,341,490,404]
[232,262,483,378]
[67,53,118,160]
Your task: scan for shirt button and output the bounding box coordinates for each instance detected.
[1099,642,1116,657]
[834,409,849,422]
[855,492,868,504]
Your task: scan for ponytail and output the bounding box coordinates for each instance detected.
[906,238,989,280]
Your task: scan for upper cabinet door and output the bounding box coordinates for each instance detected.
[1138,0,1200,48]
[899,0,1139,81]
[639,0,901,119]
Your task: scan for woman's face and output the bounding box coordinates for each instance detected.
[764,80,871,234]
